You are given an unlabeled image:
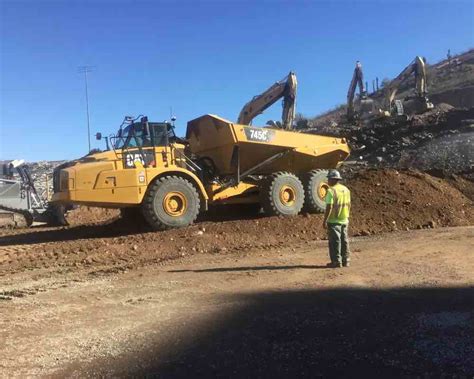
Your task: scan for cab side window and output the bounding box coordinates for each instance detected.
[150,124,169,146]
[125,125,152,148]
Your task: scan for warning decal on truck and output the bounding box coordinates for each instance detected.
[244,127,276,143]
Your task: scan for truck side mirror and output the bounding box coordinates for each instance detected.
[95,132,102,140]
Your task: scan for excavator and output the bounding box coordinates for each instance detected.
[237,72,297,130]
[383,56,434,116]
[346,61,375,120]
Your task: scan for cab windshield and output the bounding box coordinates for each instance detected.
[114,122,175,149]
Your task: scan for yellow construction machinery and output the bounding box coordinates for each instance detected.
[346,61,375,120]
[237,72,297,129]
[382,56,434,116]
[51,114,349,230]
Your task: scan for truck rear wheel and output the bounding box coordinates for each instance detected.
[303,169,329,213]
[260,172,304,216]
[142,176,200,230]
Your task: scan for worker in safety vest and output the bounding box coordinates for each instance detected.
[322,169,351,268]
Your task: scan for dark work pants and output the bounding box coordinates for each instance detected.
[328,223,350,264]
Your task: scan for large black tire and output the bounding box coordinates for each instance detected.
[303,169,329,213]
[260,172,304,216]
[141,176,200,230]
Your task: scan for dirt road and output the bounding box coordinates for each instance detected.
[1,226,473,377]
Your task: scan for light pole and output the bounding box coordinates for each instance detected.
[78,66,94,152]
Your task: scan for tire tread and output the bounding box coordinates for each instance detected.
[142,175,200,230]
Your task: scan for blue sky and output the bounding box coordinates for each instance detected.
[1,0,473,161]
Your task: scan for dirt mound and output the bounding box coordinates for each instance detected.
[0,169,472,275]
[66,207,120,226]
[350,169,474,235]
[305,107,474,175]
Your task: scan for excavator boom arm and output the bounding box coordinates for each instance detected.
[237,72,297,129]
[347,61,366,114]
[385,56,428,108]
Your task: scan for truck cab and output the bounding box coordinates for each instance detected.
[51,117,206,209]
[114,118,177,168]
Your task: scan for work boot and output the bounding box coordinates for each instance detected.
[326,262,342,268]
[343,261,350,267]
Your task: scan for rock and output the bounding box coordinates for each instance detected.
[425,220,436,228]
[132,245,138,251]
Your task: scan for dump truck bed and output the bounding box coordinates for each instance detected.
[186,114,350,175]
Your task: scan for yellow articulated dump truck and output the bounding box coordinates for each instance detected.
[51,115,349,230]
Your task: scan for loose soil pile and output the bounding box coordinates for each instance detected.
[306,106,474,175]
[0,169,472,275]
[350,169,473,234]
[66,206,119,226]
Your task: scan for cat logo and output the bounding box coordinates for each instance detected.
[123,151,154,168]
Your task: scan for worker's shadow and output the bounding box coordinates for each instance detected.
[169,264,328,273]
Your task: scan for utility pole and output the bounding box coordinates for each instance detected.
[78,66,94,152]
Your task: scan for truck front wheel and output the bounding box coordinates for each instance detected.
[142,176,200,230]
[260,172,304,216]
[303,169,329,213]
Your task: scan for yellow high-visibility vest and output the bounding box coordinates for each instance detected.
[325,183,351,224]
